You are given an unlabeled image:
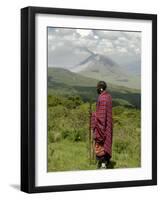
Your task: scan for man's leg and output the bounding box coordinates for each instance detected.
[104,154,111,168]
[96,155,103,169]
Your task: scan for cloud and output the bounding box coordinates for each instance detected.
[48,27,141,68]
[76,29,92,37]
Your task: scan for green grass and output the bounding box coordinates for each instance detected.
[48,140,96,172]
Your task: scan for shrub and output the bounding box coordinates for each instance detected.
[61,128,87,142]
[114,139,130,154]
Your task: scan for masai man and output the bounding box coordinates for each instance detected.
[91,81,113,169]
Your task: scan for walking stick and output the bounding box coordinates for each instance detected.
[89,101,92,164]
[91,129,95,162]
[89,100,96,164]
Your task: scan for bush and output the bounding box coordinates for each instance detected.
[61,128,87,142]
[48,94,83,109]
[73,128,87,142]
[66,96,83,109]
[113,139,130,154]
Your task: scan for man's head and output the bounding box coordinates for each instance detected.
[97,81,107,94]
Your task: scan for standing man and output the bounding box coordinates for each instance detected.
[91,81,113,169]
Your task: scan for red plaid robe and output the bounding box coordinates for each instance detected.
[91,91,113,157]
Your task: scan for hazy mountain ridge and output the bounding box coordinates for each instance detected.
[70,53,126,75]
[69,51,140,89]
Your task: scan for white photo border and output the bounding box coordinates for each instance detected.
[35,13,152,187]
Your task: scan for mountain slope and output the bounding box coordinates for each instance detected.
[48,67,98,87]
[48,67,141,108]
[70,53,140,89]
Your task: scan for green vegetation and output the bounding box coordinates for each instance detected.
[48,94,141,172]
[47,67,141,172]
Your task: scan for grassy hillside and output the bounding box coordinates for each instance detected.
[48,67,98,86]
[48,67,141,108]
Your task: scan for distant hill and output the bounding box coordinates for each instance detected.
[70,52,140,89]
[48,67,141,108]
[48,67,98,87]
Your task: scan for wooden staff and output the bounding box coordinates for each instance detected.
[89,100,96,164]
[89,101,92,164]
[91,130,95,162]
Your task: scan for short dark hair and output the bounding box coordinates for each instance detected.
[97,81,107,90]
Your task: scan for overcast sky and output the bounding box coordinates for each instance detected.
[48,27,141,69]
